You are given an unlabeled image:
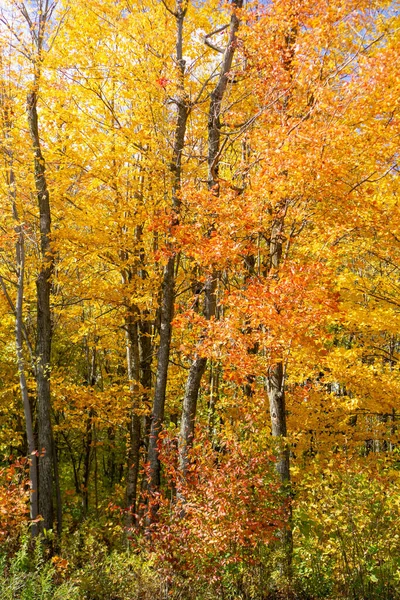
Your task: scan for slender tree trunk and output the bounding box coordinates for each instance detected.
[148,256,175,493]
[82,342,97,516]
[179,276,216,476]
[266,210,292,576]
[27,88,56,532]
[208,0,243,189]
[15,240,39,533]
[82,410,94,516]
[266,361,289,482]
[267,213,290,483]
[178,0,242,479]
[139,316,153,451]
[125,313,141,526]
[131,312,152,522]
[264,23,298,574]
[0,98,39,535]
[147,1,189,514]
[179,354,207,475]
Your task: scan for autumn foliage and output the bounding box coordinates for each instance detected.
[0,0,399,598]
[149,430,284,583]
[0,459,29,544]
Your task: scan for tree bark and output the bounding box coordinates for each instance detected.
[264,23,298,574]
[0,96,39,535]
[139,316,153,449]
[178,0,242,479]
[266,210,293,572]
[267,209,290,481]
[82,343,96,516]
[147,0,189,513]
[266,361,289,481]
[208,0,243,189]
[15,236,39,532]
[179,275,216,477]
[125,313,141,527]
[27,88,56,533]
[148,256,176,494]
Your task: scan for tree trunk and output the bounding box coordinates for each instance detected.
[148,256,176,494]
[82,342,96,516]
[179,275,216,477]
[147,1,189,515]
[266,362,289,482]
[0,98,39,535]
[139,316,153,452]
[266,213,292,575]
[208,0,243,189]
[264,24,298,574]
[125,313,141,527]
[27,89,56,533]
[15,237,39,533]
[178,0,242,479]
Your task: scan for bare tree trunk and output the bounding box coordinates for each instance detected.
[139,316,153,451]
[82,417,94,515]
[267,213,290,483]
[147,0,189,515]
[134,313,153,522]
[125,313,141,527]
[266,214,293,575]
[208,0,243,190]
[15,236,39,533]
[0,95,39,535]
[178,0,242,479]
[266,361,289,482]
[82,342,96,516]
[179,276,216,477]
[27,88,56,533]
[148,256,175,494]
[264,23,298,575]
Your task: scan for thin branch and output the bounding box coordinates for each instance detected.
[204,24,229,54]
[160,0,178,17]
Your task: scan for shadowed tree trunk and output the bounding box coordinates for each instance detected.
[27,87,57,533]
[82,341,97,516]
[125,311,141,527]
[0,94,39,534]
[14,0,61,538]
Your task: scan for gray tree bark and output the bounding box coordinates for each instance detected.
[264,22,298,572]
[179,276,216,477]
[178,0,243,479]
[15,232,40,535]
[147,0,189,514]
[82,343,97,517]
[27,88,56,533]
[125,313,141,527]
[267,211,290,484]
[0,94,39,535]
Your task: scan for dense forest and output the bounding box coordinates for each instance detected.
[0,0,399,598]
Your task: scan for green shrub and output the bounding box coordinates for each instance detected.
[293,456,400,599]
